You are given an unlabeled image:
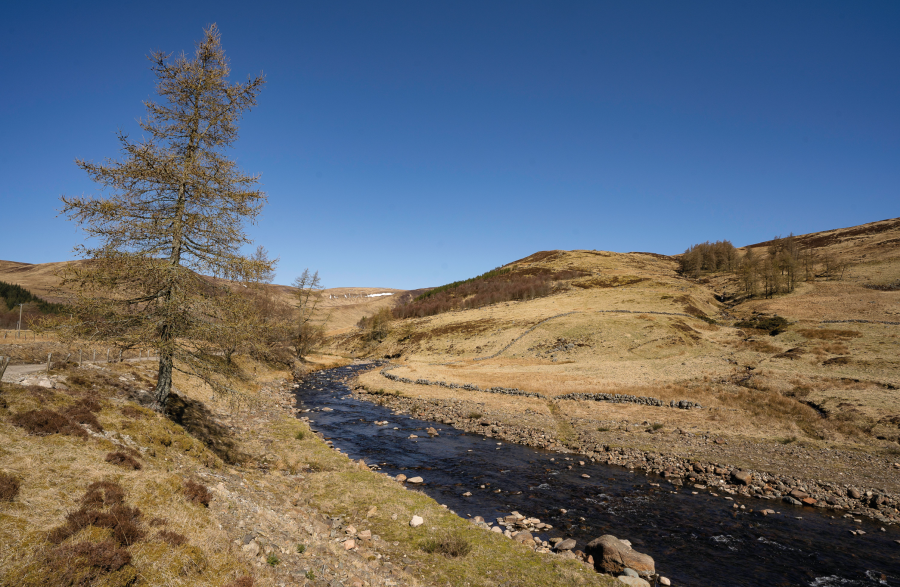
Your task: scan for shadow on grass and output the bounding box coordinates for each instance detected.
[165,393,248,465]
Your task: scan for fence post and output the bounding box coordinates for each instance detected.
[79,349,82,364]
[0,356,9,380]
[93,349,96,362]
[107,349,110,363]
[47,353,52,373]
[118,349,123,363]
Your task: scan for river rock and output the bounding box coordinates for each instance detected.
[555,538,577,551]
[659,577,671,586]
[410,516,424,527]
[617,577,650,587]
[407,476,424,484]
[513,531,534,543]
[622,568,639,577]
[358,530,372,540]
[848,488,861,499]
[789,489,809,500]
[343,539,356,550]
[396,474,407,483]
[586,535,655,575]
[426,427,439,436]
[732,470,752,485]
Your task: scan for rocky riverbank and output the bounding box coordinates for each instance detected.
[352,382,900,528]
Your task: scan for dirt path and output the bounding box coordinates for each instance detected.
[0,357,155,382]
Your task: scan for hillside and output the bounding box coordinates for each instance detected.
[341,217,900,501]
[0,260,404,336]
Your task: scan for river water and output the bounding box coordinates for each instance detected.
[294,363,900,587]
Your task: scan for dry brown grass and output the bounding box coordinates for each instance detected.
[798,328,863,341]
[0,363,251,587]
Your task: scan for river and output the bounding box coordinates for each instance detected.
[294,363,900,587]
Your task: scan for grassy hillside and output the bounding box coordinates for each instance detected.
[341,218,900,495]
[0,354,615,587]
[0,261,405,338]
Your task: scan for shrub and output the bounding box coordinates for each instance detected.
[10,409,88,438]
[597,427,610,432]
[296,543,306,554]
[392,266,587,319]
[295,429,305,440]
[49,481,145,546]
[0,471,21,501]
[105,451,142,470]
[183,479,211,507]
[266,553,280,566]
[155,530,187,546]
[421,532,472,558]
[81,481,125,508]
[734,315,790,335]
[42,540,132,585]
[65,404,103,433]
[651,423,664,430]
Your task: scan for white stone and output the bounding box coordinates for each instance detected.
[660,577,671,586]
[407,476,423,484]
[409,516,424,528]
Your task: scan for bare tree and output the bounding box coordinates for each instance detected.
[293,269,327,359]
[56,25,270,411]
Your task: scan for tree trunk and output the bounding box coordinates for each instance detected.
[152,351,173,412]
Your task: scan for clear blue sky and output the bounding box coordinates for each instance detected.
[1,1,897,289]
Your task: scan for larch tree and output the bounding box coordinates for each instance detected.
[57,24,271,411]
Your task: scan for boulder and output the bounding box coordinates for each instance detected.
[426,427,439,436]
[617,577,650,587]
[241,540,260,557]
[343,539,356,550]
[848,488,861,499]
[555,538,577,551]
[396,474,407,483]
[789,489,809,500]
[731,470,752,485]
[407,476,424,484]
[409,516,423,528]
[586,535,655,575]
[513,531,534,543]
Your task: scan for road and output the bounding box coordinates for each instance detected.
[0,357,155,383]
